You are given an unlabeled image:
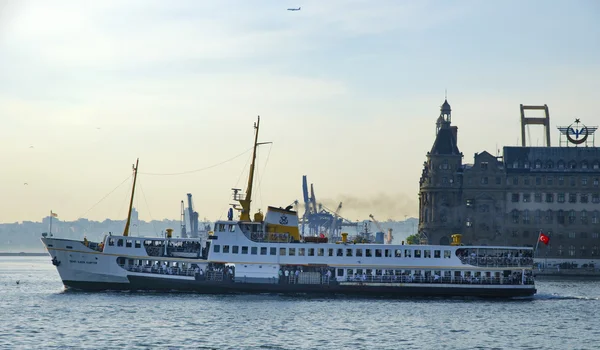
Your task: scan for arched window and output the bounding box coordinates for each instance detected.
[546,160,554,169]
[569,160,577,169]
[593,161,600,170]
[568,210,576,224]
[511,210,520,224]
[523,210,530,224]
[535,160,542,169]
[582,161,589,169]
[557,160,565,169]
[557,210,565,224]
[582,210,588,224]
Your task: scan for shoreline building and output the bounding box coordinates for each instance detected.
[418,100,600,265]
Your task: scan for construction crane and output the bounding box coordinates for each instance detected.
[369,214,388,244]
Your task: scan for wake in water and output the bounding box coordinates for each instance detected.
[534,293,600,301]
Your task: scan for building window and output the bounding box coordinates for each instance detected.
[581,177,589,186]
[466,199,474,207]
[581,194,589,203]
[594,162,600,170]
[535,193,542,203]
[558,160,565,169]
[523,193,531,202]
[511,193,519,202]
[581,232,588,239]
[535,210,542,224]
[481,177,488,185]
[481,162,488,170]
[582,161,589,169]
[592,246,598,256]
[570,177,576,186]
[593,233,600,239]
[545,210,553,224]
[536,177,542,186]
[582,210,588,224]
[569,161,577,169]
[595,178,599,187]
[442,177,448,185]
[581,246,587,256]
[558,193,565,203]
[466,218,473,227]
[593,193,600,203]
[524,177,530,185]
[569,245,576,256]
[569,193,577,203]
[512,210,519,224]
[535,160,542,169]
[523,210,530,224]
[594,211,600,224]
[547,177,554,186]
[524,162,530,169]
[558,210,565,224]
[512,177,518,185]
[512,230,519,238]
[546,161,554,169]
[496,177,501,185]
[558,176,565,186]
[558,245,564,256]
[568,210,576,224]
[545,193,554,203]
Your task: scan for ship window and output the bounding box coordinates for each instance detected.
[356,249,363,257]
[298,248,305,256]
[213,245,220,253]
[346,248,353,257]
[108,238,115,246]
[404,249,412,258]
[395,249,402,257]
[424,250,431,258]
[218,224,225,232]
[328,248,334,257]
[288,248,296,256]
[336,248,343,256]
[365,249,372,257]
[308,248,315,256]
[337,269,344,277]
[260,247,267,255]
[229,225,235,232]
[270,247,276,255]
[125,240,132,248]
[280,248,286,256]
[374,249,382,257]
[135,241,141,248]
[317,248,324,256]
[434,250,441,258]
[414,250,421,258]
[223,245,230,253]
[444,250,451,258]
[251,247,258,255]
[117,239,123,247]
[385,249,391,257]
[232,246,239,254]
[241,246,248,254]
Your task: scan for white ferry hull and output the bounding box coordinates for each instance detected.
[42,237,535,298]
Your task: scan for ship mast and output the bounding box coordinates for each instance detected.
[239,116,260,221]
[123,158,139,237]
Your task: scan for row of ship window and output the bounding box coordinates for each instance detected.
[108,238,142,248]
[511,192,600,203]
[213,245,454,258]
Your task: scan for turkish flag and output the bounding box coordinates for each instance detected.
[539,232,550,245]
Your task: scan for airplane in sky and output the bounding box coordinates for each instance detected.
[287,7,301,11]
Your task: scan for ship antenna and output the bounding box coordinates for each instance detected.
[123,158,139,236]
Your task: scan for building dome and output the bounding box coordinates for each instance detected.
[441,99,451,114]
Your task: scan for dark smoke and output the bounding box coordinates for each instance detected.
[301,193,418,221]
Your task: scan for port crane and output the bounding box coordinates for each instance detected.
[369,214,393,244]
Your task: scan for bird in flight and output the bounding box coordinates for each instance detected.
[287,7,301,11]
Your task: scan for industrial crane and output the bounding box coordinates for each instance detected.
[328,202,343,238]
[369,214,392,244]
[180,200,187,238]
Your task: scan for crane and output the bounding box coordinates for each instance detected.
[180,200,187,238]
[328,202,343,238]
[187,193,199,238]
[369,214,391,244]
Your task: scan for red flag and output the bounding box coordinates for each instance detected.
[539,232,550,245]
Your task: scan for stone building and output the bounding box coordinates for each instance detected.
[418,100,600,263]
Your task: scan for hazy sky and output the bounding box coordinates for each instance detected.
[1,0,599,224]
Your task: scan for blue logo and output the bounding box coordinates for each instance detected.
[279,215,288,225]
[566,119,588,145]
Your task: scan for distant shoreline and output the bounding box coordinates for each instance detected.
[0,252,48,256]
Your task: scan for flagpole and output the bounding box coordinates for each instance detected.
[534,229,542,260]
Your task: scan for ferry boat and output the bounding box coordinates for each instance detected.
[41,117,536,298]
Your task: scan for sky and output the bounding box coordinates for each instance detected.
[1,0,599,224]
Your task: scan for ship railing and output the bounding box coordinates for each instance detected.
[344,275,534,286]
[282,273,333,285]
[458,256,534,268]
[118,263,199,277]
